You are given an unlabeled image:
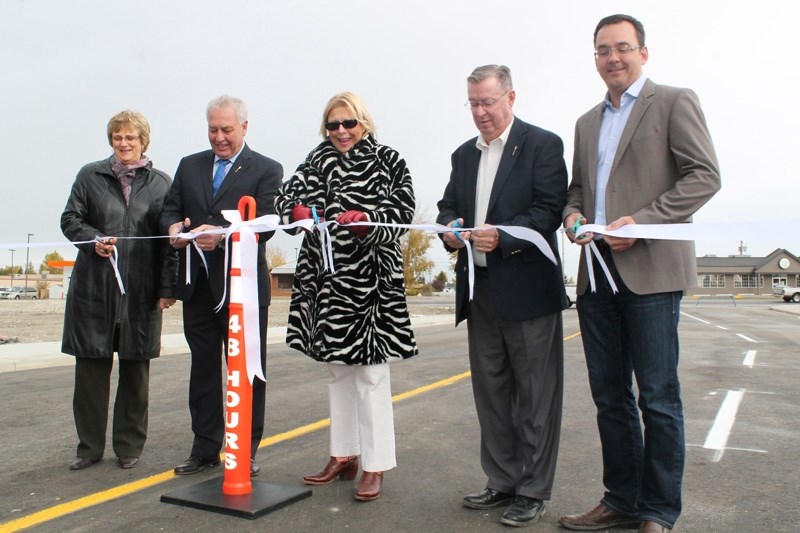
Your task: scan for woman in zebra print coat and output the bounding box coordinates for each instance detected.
[274,92,417,501]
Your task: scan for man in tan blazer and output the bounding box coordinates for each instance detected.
[560,14,721,533]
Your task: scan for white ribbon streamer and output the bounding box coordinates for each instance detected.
[313,221,336,274]
[184,241,210,286]
[6,217,799,353]
[338,221,558,301]
[221,210,265,384]
[584,241,619,294]
[567,219,798,293]
[106,241,125,295]
[577,219,790,242]
[175,215,313,384]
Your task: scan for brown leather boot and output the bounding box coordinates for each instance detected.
[354,471,383,501]
[303,456,359,485]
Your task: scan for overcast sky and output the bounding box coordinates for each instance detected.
[2,0,799,280]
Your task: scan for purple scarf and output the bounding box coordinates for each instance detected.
[110,155,150,204]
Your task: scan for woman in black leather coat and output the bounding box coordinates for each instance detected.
[60,110,177,471]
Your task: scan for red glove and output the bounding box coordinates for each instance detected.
[337,210,369,237]
[291,205,316,222]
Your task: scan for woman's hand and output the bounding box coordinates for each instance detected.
[291,205,315,222]
[94,237,117,257]
[159,297,177,310]
[337,210,369,237]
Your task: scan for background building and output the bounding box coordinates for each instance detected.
[691,248,800,296]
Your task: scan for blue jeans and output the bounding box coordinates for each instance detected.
[577,260,684,528]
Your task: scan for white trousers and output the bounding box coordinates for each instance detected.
[327,363,396,472]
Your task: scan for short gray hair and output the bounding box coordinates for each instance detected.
[467,65,513,91]
[206,95,248,124]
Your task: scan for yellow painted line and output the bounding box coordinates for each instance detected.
[392,370,471,402]
[0,330,581,532]
[0,471,175,532]
[0,371,472,532]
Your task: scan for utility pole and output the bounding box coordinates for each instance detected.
[8,249,15,287]
[24,233,34,292]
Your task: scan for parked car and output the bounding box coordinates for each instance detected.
[772,286,800,303]
[0,287,38,300]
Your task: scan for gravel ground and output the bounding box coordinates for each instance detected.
[0,297,454,344]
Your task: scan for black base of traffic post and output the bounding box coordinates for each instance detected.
[161,477,312,520]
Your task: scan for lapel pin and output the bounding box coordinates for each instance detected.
[512,146,518,156]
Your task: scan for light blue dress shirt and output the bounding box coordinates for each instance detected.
[594,76,647,226]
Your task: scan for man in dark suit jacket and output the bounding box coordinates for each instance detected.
[559,15,720,533]
[437,65,568,527]
[160,95,283,476]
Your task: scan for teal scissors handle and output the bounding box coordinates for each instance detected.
[571,217,588,240]
[453,219,464,242]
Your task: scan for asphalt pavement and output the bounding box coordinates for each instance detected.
[1,301,799,532]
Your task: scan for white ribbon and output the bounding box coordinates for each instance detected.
[567,219,800,293]
[222,210,264,383]
[576,219,798,242]
[337,221,558,301]
[584,241,619,294]
[7,217,799,344]
[185,241,210,286]
[313,220,336,274]
[176,215,313,384]
[97,238,126,295]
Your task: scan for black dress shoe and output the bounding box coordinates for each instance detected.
[500,496,546,527]
[250,459,260,477]
[174,456,220,475]
[69,457,100,470]
[463,488,515,510]
[117,456,139,469]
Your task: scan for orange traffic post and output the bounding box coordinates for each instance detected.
[161,195,311,518]
[222,196,257,495]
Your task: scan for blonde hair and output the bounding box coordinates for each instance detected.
[107,110,151,153]
[319,91,377,139]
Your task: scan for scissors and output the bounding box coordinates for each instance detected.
[452,219,465,242]
[570,217,589,240]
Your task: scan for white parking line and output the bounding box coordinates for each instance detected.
[742,350,757,367]
[736,333,758,343]
[681,312,710,324]
[716,325,729,330]
[703,389,745,462]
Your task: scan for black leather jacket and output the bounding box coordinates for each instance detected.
[60,157,177,359]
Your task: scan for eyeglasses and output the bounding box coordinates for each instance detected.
[465,90,510,111]
[111,135,140,143]
[594,44,643,59]
[325,119,359,131]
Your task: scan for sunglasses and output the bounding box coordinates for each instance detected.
[325,119,359,131]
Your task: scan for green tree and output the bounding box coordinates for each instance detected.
[40,251,65,274]
[431,270,448,292]
[0,266,22,276]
